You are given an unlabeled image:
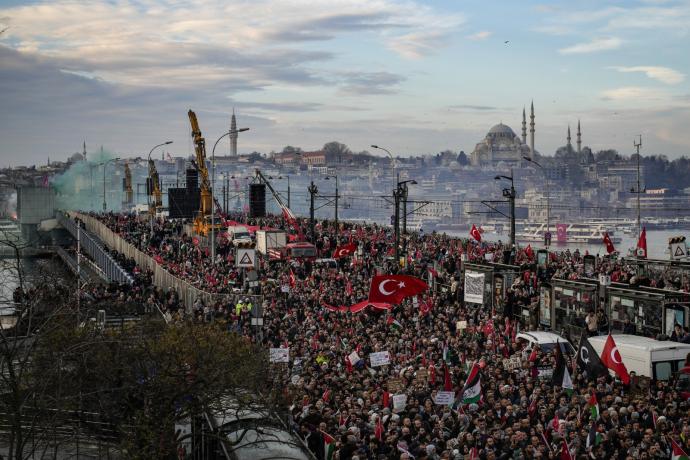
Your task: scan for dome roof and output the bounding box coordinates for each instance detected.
[488,123,516,137]
[69,152,85,163]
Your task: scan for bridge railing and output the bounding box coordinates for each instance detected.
[57,212,134,285]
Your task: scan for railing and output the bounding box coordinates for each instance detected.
[57,212,134,285]
[67,212,262,312]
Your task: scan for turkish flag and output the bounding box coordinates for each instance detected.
[333,242,357,259]
[637,227,647,258]
[443,362,453,391]
[525,244,534,260]
[600,335,630,384]
[345,279,353,296]
[470,224,482,242]
[289,269,296,288]
[560,440,573,460]
[368,274,428,304]
[603,232,616,254]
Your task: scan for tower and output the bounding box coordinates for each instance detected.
[529,101,535,156]
[83,140,87,161]
[230,108,238,156]
[521,107,527,144]
[577,119,582,154]
[567,125,572,149]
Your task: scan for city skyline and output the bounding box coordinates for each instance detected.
[0,0,689,163]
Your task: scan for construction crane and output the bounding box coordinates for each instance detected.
[148,158,162,215]
[188,109,214,235]
[254,169,303,240]
[123,161,133,207]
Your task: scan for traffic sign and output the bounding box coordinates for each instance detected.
[236,248,257,268]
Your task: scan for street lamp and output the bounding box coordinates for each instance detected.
[371,144,398,185]
[147,141,173,232]
[324,175,339,236]
[524,156,550,248]
[268,175,291,208]
[494,172,516,247]
[101,157,121,212]
[211,127,249,264]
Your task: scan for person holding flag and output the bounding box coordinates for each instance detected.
[552,341,574,396]
[469,224,482,242]
[368,274,428,304]
[602,232,616,254]
[460,362,482,405]
[576,331,609,380]
[600,334,630,385]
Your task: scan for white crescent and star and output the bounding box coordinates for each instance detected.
[610,347,622,364]
[378,280,406,296]
[580,347,590,364]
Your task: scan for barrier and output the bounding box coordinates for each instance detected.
[67,212,262,312]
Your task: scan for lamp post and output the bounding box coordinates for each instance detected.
[395,179,417,265]
[524,156,550,248]
[101,157,121,212]
[268,175,291,209]
[211,127,249,264]
[325,175,339,237]
[371,144,398,187]
[147,141,173,233]
[495,172,516,247]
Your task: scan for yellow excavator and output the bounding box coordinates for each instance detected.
[123,161,133,207]
[148,158,162,216]
[188,109,217,235]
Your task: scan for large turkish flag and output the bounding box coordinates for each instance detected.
[600,335,630,385]
[368,274,428,304]
[333,242,357,259]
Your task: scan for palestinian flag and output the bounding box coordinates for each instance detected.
[386,316,403,331]
[673,439,690,460]
[552,341,574,396]
[461,362,482,404]
[323,432,336,460]
[588,392,600,420]
[586,423,602,449]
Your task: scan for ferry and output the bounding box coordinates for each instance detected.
[516,222,621,244]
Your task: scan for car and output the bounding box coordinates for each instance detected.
[314,258,338,269]
[516,331,575,355]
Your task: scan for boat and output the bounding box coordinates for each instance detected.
[516,222,621,244]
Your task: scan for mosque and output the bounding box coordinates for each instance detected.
[470,102,535,167]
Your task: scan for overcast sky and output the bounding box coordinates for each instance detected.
[0,0,689,165]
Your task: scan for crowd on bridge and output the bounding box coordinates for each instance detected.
[82,211,690,460]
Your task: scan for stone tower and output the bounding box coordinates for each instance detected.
[577,119,582,154]
[230,109,238,156]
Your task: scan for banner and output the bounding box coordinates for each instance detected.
[392,394,407,412]
[348,351,361,365]
[434,391,455,405]
[464,271,485,304]
[369,351,391,367]
[269,348,289,363]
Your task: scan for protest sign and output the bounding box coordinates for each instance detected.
[369,351,391,367]
[434,391,455,405]
[269,348,289,363]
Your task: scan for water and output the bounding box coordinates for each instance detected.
[448,229,684,260]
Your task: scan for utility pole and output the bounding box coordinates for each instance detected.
[334,176,339,237]
[308,181,318,243]
[402,182,408,234]
[496,171,516,247]
[394,184,401,265]
[634,135,643,240]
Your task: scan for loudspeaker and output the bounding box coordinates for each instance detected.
[186,168,198,190]
[168,188,200,218]
[249,183,266,217]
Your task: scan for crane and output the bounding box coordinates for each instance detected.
[148,158,162,215]
[123,161,133,207]
[254,169,303,240]
[188,109,214,234]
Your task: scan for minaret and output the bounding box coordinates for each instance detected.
[230,108,238,156]
[529,101,535,156]
[577,119,582,154]
[521,107,527,144]
[83,141,87,161]
[567,125,572,150]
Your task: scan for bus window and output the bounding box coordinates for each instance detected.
[654,362,673,381]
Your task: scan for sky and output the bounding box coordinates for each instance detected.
[0,0,689,165]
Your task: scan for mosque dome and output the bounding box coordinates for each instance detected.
[488,123,516,138]
[69,152,85,163]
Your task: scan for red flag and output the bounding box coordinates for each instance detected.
[429,365,436,386]
[375,416,384,441]
[322,389,331,402]
[192,237,200,246]
[551,413,560,431]
[470,224,482,242]
[602,232,615,254]
[560,439,573,460]
[382,391,390,408]
[529,345,538,362]
[345,356,353,373]
[345,279,353,296]
[427,266,439,278]
[289,269,296,288]
[333,242,357,259]
[672,439,690,460]
[443,363,452,391]
[525,244,534,260]
[469,447,479,460]
[368,274,428,304]
[528,397,537,418]
[600,334,630,384]
[637,227,647,258]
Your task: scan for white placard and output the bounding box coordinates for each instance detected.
[236,248,257,268]
[281,285,290,293]
[464,271,485,304]
[434,391,455,405]
[392,393,407,412]
[369,351,391,367]
[269,348,289,363]
[348,351,361,365]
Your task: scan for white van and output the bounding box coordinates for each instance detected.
[516,331,575,355]
[588,334,690,381]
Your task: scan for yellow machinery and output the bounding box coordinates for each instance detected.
[188,109,213,235]
[148,158,162,216]
[123,161,133,207]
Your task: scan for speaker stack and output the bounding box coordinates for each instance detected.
[249,183,266,217]
[185,168,198,190]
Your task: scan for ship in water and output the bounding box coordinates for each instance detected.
[517,222,621,245]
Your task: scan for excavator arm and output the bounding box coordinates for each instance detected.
[188,109,214,234]
[148,159,162,213]
[123,161,133,206]
[254,169,302,239]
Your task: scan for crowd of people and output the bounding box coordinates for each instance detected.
[84,211,690,460]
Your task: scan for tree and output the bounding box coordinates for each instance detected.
[322,142,351,163]
[280,146,302,155]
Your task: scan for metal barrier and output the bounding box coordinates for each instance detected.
[57,212,134,285]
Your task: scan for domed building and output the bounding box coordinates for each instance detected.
[470,123,531,167]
